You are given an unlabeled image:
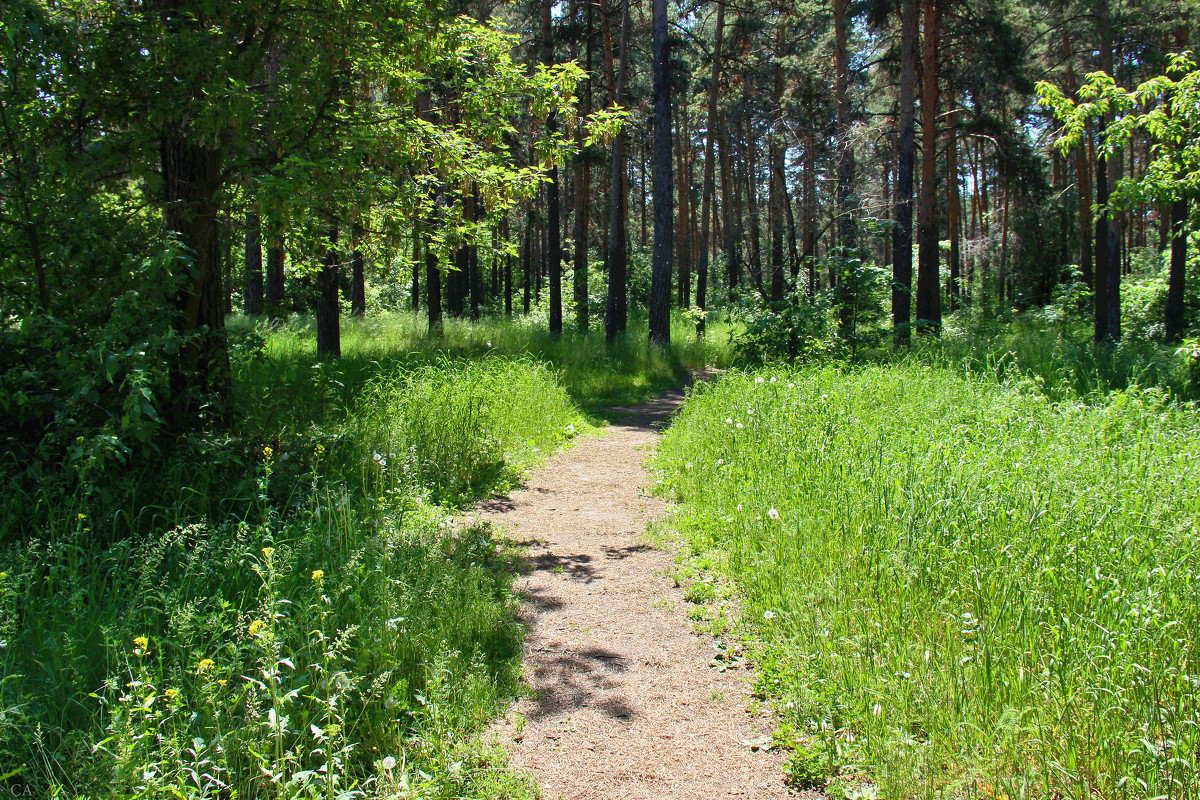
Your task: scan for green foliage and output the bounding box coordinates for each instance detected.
[730,256,887,365]
[926,311,1195,402]
[658,365,1200,798]
[1038,51,1200,209]
[0,351,583,799]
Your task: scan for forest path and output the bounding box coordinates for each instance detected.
[475,381,798,800]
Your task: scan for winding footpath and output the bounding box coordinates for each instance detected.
[475,386,800,800]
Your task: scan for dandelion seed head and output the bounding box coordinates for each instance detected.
[382,756,397,770]
[768,508,780,520]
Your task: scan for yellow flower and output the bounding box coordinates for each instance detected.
[249,620,265,635]
[311,569,325,582]
[261,547,275,559]
[263,445,273,461]
[197,659,216,672]
[133,636,149,649]
[217,679,228,687]
[164,688,180,702]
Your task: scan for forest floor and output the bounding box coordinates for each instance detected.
[475,379,811,799]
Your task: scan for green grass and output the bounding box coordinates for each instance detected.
[658,364,1200,798]
[0,328,599,799]
[239,311,735,432]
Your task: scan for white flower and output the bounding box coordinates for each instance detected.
[768,508,780,520]
[735,422,744,429]
[788,383,795,388]
[381,756,397,770]
[770,376,777,383]
[486,341,493,348]
[763,610,776,620]
[755,376,764,384]
[725,418,733,424]
[872,703,883,717]
[736,504,743,512]
[373,453,382,463]
[716,458,725,466]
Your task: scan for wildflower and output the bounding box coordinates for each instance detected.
[788,383,795,388]
[263,446,273,461]
[373,452,383,463]
[249,620,265,635]
[735,422,744,429]
[768,508,780,520]
[312,569,325,582]
[755,376,764,384]
[381,756,397,771]
[763,610,776,620]
[770,376,777,383]
[197,659,216,672]
[736,504,743,512]
[133,636,149,650]
[217,679,228,688]
[261,547,274,559]
[725,418,733,424]
[716,458,724,466]
[164,688,180,702]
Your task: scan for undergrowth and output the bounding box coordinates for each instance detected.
[658,364,1200,799]
[1,350,583,799]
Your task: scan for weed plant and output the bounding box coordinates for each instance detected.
[658,364,1200,798]
[1,353,582,799]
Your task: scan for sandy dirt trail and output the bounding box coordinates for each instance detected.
[476,386,797,800]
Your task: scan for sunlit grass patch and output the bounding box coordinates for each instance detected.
[658,364,1200,798]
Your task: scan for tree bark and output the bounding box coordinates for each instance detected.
[833,0,857,254]
[605,0,631,342]
[244,210,264,315]
[544,0,563,334]
[915,0,942,334]
[648,0,673,346]
[892,0,916,343]
[316,221,341,357]
[161,127,229,422]
[265,230,285,320]
[574,0,594,331]
[350,221,366,317]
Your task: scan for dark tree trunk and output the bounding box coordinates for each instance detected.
[469,189,482,319]
[947,91,961,312]
[503,216,513,317]
[720,109,738,301]
[523,202,533,314]
[745,115,764,294]
[768,30,786,304]
[161,129,229,423]
[411,225,420,312]
[316,222,341,357]
[833,0,857,254]
[915,0,942,334]
[648,0,673,346]
[350,222,366,317]
[574,0,593,332]
[265,232,285,320]
[544,0,563,334]
[425,226,442,336]
[245,210,264,316]
[803,130,817,294]
[605,0,631,342]
[696,0,724,332]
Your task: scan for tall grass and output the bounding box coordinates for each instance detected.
[921,313,1194,402]
[1,355,582,799]
[658,365,1200,798]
